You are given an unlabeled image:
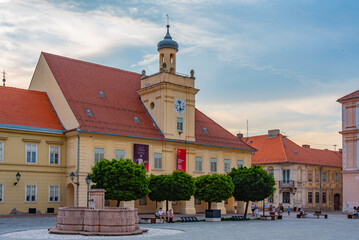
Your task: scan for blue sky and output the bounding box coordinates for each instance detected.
[1,0,358,149]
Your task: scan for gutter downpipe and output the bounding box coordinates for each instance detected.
[76,129,80,207]
[319,166,322,212]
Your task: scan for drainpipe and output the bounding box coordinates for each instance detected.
[319,166,322,212]
[76,129,80,207]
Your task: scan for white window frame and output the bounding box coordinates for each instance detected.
[0,141,4,163]
[210,158,217,173]
[0,184,3,202]
[177,117,183,131]
[224,159,231,173]
[154,153,162,170]
[26,144,37,163]
[48,185,60,202]
[115,149,125,160]
[25,184,37,202]
[237,160,243,168]
[94,148,105,164]
[49,146,60,164]
[335,172,339,183]
[195,156,202,172]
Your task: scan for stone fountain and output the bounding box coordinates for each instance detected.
[49,189,147,236]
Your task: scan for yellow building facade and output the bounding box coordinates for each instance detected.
[0,25,255,215]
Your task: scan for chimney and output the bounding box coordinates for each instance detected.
[237,133,243,139]
[339,148,342,153]
[302,144,310,148]
[268,129,280,138]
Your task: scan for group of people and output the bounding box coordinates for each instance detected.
[156,207,175,223]
[353,207,359,218]
[251,203,259,217]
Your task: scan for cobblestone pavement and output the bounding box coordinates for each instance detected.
[0,212,357,240]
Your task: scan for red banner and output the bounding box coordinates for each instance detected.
[176,149,186,172]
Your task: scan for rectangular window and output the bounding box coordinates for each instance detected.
[322,171,326,182]
[154,153,162,169]
[315,170,319,183]
[177,117,183,131]
[210,158,217,173]
[195,198,201,205]
[282,170,290,182]
[115,149,125,160]
[0,184,3,202]
[224,159,231,173]
[25,185,37,202]
[308,169,313,182]
[0,142,3,162]
[268,168,274,176]
[195,156,202,172]
[308,192,312,203]
[49,185,60,202]
[268,196,273,203]
[323,192,327,203]
[283,192,290,203]
[315,192,319,203]
[94,148,104,164]
[237,160,243,168]
[139,198,147,206]
[335,172,339,183]
[49,146,60,164]
[26,144,37,163]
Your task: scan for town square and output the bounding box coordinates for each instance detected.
[0,0,358,239]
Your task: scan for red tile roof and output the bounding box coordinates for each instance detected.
[42,52,254,151]
[245,134,342,167]
[337,90,359,102]
[0,86,63,130]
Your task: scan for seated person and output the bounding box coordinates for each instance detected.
[298,208,305,215]
[167,208,175,223]
[156,207,166,223]
[353,207,359,218]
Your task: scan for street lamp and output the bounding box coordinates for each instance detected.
[70,172,79,186]
[14,172,21,185]
[85,174,91,207]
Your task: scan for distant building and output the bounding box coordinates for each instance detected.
[337,90,359,212]
[0,25,255,214]
[246,129,342,211]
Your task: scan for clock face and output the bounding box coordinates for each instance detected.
[174,99,185,113]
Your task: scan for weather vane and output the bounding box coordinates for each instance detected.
[166,13,169,25]
[2,70,6,87]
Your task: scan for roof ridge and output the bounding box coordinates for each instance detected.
[278,134,290,162]
[0,86,46,95]
[42,52,142,77]
[337,89,359,102]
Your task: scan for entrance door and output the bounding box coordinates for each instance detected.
[334,194,340,210]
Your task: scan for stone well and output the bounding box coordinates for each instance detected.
[49,189,146,236]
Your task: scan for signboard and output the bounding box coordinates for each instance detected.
[133,144,149,172]
[176,149,186,172]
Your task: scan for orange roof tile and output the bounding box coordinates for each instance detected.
[246,134,341,167]
[42,52,254,151]
[337,90,359,102]
[0,86,63,130]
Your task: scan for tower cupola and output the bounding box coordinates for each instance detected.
[157,23,178,73]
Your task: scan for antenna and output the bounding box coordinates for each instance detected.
[2,70,6,86]
[246,119,248,138]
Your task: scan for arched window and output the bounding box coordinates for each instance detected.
[160,53,164,64]
[268,167,274,176]
[170,53,174,64]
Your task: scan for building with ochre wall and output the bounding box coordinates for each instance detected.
[0,87,66,214]
[337,90,359,212]
[246,129,342,211]
[1,24,254,215]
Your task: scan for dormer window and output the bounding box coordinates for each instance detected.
[134,116,141,123]
[99,91,106,98]
[202,127,208,133]
[86,109,94,116]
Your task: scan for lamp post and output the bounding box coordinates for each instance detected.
[70,172,79,186]
[14,172,21,185]
[85,174,91,207]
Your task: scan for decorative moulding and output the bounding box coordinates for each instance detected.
[22,138,41,143]
[46,140,64,145]
[0,136,8,140]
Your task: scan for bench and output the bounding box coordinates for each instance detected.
[181,216,199,222]
[348,214,359,219]
[313,211,328,219]
[140,217,160,224]
[297,213,308,218]
[260,213,282,220]
[232,215,246,221]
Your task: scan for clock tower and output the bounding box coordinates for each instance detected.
[138,24,199,141]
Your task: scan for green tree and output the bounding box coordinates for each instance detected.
[90,158,150,207]
[194,174,234,210]
[229,165,275,218]
[148,171,195,212]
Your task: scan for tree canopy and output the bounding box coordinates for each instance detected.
[229,165,275,217]
[194,174,234,210]
[90,158,150,207]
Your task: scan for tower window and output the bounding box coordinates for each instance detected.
[170,53,174,64]
[177,118,183,132]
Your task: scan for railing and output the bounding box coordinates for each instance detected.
[279,180,294,188]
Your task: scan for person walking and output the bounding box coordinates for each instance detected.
[251,203,256,216]
[287,206,291,216]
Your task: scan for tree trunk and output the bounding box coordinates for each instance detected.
[263,200,265,216]
[244,201,249,219]
[166,200,169,213]
[117,200,120,207]
[208,202,212,210]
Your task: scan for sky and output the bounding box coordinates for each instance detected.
[1,0,358,149]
